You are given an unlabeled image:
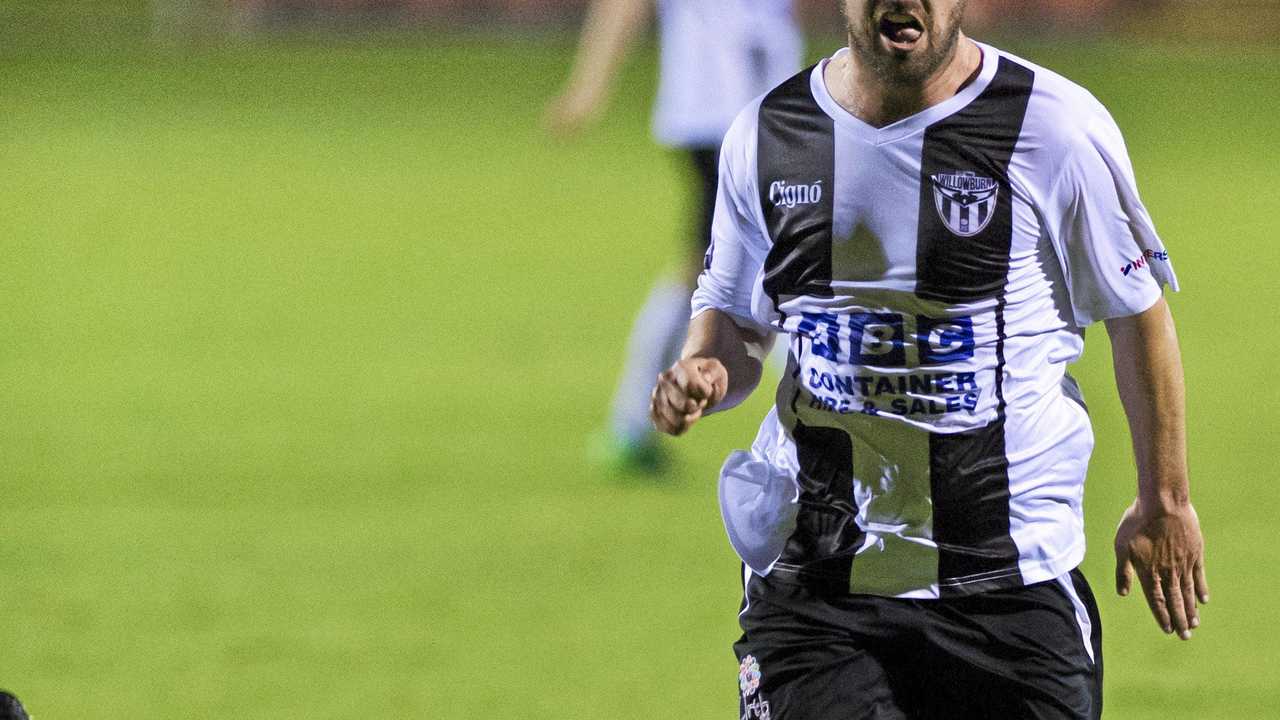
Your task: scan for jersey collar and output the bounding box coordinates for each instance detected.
[810,41,1000,146]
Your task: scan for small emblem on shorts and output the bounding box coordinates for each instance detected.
[738,655,762,697]
[742,695,772,720]
[739,655,770,719]
[931,171,999,237]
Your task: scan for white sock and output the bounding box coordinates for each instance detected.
[609,278,692,446]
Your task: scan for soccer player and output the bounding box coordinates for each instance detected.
[546,0,802,471]
[650,1,1209,717]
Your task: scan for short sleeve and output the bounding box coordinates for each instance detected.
[1044,108,1178,327]
[690,105,776,336]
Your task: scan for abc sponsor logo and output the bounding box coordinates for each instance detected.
[797,311,976,368]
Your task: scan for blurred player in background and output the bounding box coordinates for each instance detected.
[546,0,802,473]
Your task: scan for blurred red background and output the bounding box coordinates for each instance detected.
[114,0,1276,46]
[225,0,1142,29]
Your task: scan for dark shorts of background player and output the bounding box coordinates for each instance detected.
[688,147,719,254]
[735,568,1103,720]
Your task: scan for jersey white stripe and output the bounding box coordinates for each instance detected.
[1055,572,1096,664]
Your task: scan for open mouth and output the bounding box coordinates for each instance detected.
[878,11,924,49]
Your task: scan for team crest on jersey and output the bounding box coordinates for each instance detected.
[931,171,999,237]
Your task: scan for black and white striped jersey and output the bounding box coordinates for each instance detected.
[692,43,1177,599]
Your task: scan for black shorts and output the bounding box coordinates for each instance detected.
[735,568,1103,720]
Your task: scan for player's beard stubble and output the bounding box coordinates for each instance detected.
[842,0,968,85]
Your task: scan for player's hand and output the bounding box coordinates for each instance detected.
[649,358,728,436]
[1114,500,1209,640]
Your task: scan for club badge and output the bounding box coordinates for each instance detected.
[931,171,999,237]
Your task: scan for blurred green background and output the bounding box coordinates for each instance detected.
[2,1,1278,717]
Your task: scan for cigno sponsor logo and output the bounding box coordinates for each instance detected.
[769,179,823,209]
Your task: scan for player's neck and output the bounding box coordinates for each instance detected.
[827,35,983,129]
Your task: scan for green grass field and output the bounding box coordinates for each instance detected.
[2,29,1278,719]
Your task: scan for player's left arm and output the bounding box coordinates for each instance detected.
[1107,296,1209,641]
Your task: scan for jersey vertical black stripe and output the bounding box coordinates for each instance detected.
[757,65,836,315]
[915,57,1035,303]
[756,66,856,592]
[929,299,1018,593]
[916,57,1035,595]
[774,420,863,593]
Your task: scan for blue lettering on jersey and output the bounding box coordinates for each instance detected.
[850,313,906,367]
[797,312,976,368]
[918,316,976,365]
[806,385,981,417]
[796,312,842,361]
[797,312,981,418]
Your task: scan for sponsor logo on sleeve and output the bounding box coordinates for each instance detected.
[931,171,999,237]
[1121,249,1170,277]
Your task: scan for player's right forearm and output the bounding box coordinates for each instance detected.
[681,309,770,414]
[1105,298,1190,514]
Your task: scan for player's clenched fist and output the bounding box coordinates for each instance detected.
[650,358,729,436]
